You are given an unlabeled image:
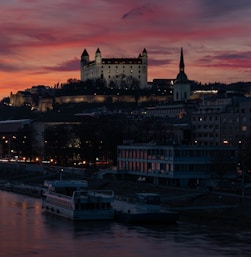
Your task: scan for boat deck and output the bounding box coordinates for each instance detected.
[113,198,178,224]
[113,198,168,214]
[113,199,138,213]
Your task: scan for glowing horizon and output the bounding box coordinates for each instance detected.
[0,0,251,99]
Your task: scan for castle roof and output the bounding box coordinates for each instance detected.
[101,58,142,64]
[81,49,89,57]
[81,48,147,66]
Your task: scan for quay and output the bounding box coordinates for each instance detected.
[1,162,251,226]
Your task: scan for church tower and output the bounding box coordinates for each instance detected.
[173,48,191,102]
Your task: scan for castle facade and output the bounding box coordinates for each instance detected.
[80,48,148,88]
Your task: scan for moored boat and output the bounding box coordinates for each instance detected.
[42,180,114,221]
[114,193,178,224]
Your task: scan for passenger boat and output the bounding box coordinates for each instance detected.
[41,180,115,221]
[114,193,178,224]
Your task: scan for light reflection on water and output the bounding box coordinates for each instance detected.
[0,190,250,257]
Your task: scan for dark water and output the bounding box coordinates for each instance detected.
[0,191,250,257]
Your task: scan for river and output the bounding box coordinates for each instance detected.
[0,190,250,257]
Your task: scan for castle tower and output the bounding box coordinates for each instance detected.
[81,49,89,65]
[95,48,102,65]
[139,48,148,87]
[173,48,191,102]
[141,48,148,65]
[80,49,89,81]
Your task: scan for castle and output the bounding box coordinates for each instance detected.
[9,48,191,111]
[80,48,148,88]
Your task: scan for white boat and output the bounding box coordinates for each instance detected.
[114,193,178,224]
[42,180,114,221]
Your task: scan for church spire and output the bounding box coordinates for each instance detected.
[175,47,188,83]
[179,47,184,72]
[173,48,191,102]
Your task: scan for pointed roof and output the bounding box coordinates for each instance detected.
[175,48,188,83]
[96,48,101,54]
[81,49,89,57]
[179,48,184,72]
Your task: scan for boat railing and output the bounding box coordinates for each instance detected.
[46,190,73,200]
[73,190,114,200]
[135,202,160,212]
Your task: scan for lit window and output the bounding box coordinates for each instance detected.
[242,126,247,131]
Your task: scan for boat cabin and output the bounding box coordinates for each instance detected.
[44,180,88,196]
[135,193,161,212]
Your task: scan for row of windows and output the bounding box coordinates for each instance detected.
[194,124,250,132]
[174,164,211,172]
[105,75,142,79]
[236,108,251,113]
[194,125,219,129]
[194,133,219,138]
[119,148,235,159]
[103,61,142,64]
[193,115,251,122]
[192,116,219,121]
[102,65,142,69]
[174,149,235,158]
[118,161,235,173]
[118,161,172,173]
[196,107,251,114]
[118,148,174,159]
[75,202,112,210]
[103,70,142,74]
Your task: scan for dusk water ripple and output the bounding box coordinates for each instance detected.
[0,191,250,257]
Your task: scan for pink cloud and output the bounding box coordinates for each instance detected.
[0,0,251,98]
[197,51,251,70]
[43,58,80,72]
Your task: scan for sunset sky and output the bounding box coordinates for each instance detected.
[0,0,251,99]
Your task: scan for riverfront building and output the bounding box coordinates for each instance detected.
[80,48,148,88]
[117,143,237,186]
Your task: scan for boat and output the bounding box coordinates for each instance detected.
[114,193,178,224]
[41,180,115,221]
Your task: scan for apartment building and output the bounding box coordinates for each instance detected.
[192,96,251,147]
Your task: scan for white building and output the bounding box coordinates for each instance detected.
[80,48,148,88]
[117,142,237,186]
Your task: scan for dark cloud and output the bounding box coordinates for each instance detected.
[149,58,172,66]
[201,0,251,17]
[0,62,21,72]
[214,53,250,60]
[43,58,80,72]
[197,50,251,69]
[121,4,153,19]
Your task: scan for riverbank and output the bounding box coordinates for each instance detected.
[0,167,251,227]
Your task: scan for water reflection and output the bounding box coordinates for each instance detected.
[0,191,250,257]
